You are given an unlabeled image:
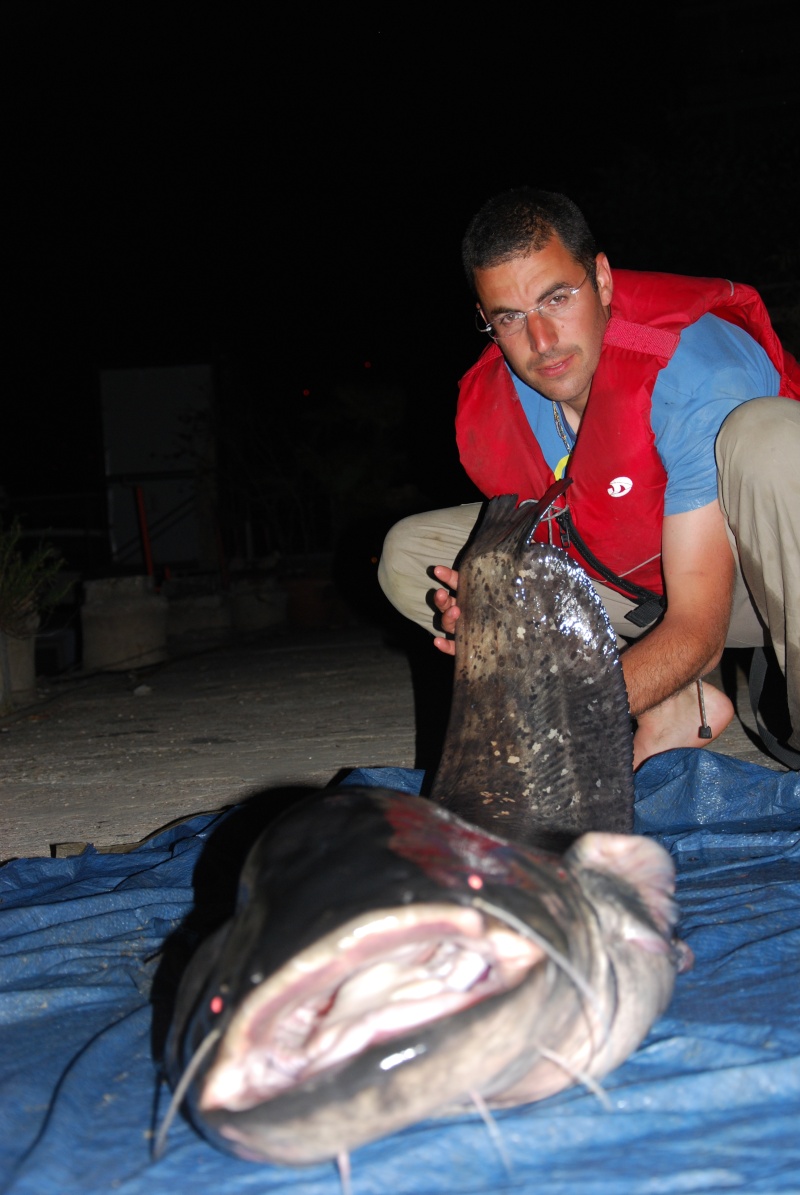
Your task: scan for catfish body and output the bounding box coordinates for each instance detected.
[162,493,686,1167]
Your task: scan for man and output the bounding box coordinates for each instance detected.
[378,187,800,770]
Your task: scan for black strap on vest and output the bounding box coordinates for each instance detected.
[553,506,666,628]
[748,646,800,770]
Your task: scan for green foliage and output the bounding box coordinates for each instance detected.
[0,520,67,639]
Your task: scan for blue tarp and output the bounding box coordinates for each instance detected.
[1,750,800,1194]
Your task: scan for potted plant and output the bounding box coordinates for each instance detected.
[0,519,68,710]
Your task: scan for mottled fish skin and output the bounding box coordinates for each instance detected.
[430,493,634,850]
[160,492,685,1170]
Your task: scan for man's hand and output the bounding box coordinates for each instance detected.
[432,565,460,656]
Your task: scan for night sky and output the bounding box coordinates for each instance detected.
[3,4,799,552]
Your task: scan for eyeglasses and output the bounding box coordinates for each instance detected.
[476,275,589,341]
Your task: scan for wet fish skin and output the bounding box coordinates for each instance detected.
[164,784,682,1167]
[162,492,685,1167]
[430,492,634,849]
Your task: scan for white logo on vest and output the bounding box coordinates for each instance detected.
[608,476,633,497]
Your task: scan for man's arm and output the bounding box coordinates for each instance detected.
[619,500,735,717]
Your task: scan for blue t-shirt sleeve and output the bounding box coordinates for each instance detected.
[652,313,780,515]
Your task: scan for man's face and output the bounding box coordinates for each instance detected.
[474,236,613,413]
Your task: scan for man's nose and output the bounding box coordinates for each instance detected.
[524,311,559,353]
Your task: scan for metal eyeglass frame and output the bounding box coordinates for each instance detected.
[476,274,589,341]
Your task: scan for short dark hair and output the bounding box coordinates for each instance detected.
[462,187,599,294]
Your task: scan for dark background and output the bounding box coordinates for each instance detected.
[2,2,799,578]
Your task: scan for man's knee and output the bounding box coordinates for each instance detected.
[717,396,800,476]
[377,514,417,600]
[377,503,483,628]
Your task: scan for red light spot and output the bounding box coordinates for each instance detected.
[363,360,372,369]
[467,874,483,890]
[210,995,224,1015]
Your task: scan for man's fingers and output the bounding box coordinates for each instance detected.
[433,587,453,612]
[432,565,459,591]
[440,603,460,633]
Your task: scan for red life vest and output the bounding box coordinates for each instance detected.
[456,269,800,597]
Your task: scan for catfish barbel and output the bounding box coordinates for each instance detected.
[159,489,690,1170]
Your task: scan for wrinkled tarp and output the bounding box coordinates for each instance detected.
[1,749,800,1195]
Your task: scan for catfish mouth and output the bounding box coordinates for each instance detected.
[197,901,546,1115]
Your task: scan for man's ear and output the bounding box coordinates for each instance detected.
[595,252,613,306]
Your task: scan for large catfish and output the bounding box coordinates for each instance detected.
[160,488,689,1169]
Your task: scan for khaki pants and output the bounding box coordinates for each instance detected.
[378,397,800,749]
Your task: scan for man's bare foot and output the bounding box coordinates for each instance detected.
[633,680,735,771]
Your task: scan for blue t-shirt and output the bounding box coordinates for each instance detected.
[510,313,780,515]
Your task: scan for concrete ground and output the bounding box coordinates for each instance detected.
[0,613,790,865]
